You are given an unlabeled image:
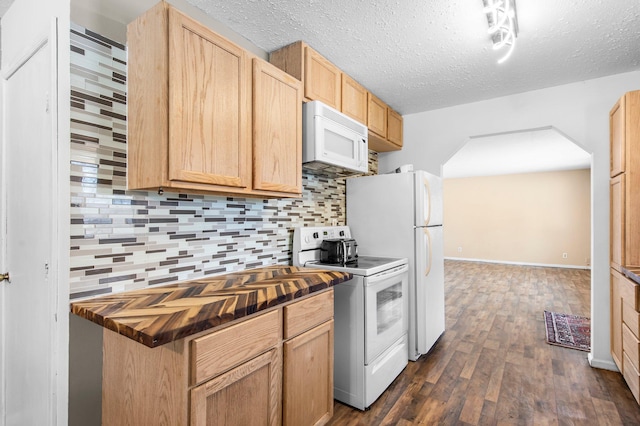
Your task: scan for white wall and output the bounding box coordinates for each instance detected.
[380,71,640,369]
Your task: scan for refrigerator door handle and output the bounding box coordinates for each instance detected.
[424,227,432,276]
[423,177,431,227]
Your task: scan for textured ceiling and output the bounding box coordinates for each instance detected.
[186,0,640,114]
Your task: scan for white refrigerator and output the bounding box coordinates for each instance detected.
[346,170,445,361]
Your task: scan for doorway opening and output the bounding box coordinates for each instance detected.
[441,126,592,268]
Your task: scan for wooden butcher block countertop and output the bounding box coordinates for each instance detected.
[71,265,351,348]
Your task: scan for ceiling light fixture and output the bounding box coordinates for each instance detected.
[483,0,519,63]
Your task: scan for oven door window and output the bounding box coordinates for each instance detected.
[364,268,408,364]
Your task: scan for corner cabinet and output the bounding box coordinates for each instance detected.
[127,3,302,198]
[102,289,335,425]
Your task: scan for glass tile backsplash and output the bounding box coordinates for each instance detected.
[69,23,377,299]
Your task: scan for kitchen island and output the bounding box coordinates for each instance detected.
[71,265,352,426]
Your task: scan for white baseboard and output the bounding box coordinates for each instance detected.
[588,353,619,372]
[444,257,591,270]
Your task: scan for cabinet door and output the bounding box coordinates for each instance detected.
[387,109,403,147]
[368,92,387,138]
[612,268,624,371]
[168,8,250,189]
[252,59,302,194]
[341,74,367,125]
[610,96,625,178]
[191,348,282,426]
[304,47,341,109]
[611,174,625,271]
[283,320,334,426]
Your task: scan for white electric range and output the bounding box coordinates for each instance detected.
[292,225,409,410]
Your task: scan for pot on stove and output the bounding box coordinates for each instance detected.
[320,238,358,264]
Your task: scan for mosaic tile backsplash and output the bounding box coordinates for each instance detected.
[69,23,378,299]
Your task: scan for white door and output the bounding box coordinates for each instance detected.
[1,33,57,426]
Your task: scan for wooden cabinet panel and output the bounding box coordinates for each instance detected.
[387,109,403,148]
[304,47,341,109]
[284,289,334,339]
[341,74,367,125]
[168,9,250,188]
[283,320,334,426]
[252,58,302,194]
[611,96,625,178]
[367,92,387,138]
[611,174,625,271]
[126,2,169,190]
[191,309,281,385]
[190,348,282,426]
[612,268,624,371]
[102,330,188,426]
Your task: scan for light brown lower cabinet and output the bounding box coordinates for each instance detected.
[101,289,334,425]
[283,321,334,426]
[610,268,640,404]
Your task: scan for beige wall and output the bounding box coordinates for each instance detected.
[443,169,591,268]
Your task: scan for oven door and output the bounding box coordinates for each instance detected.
[364,264,409,364]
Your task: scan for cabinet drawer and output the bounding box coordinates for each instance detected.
[621,274,640,311]
[623,300,640,338]
[623,351,640,404]
[624,322,640,369]
[284,289,333,339]
[191,309,281,385]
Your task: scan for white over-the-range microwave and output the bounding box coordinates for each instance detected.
[302,100,368,174]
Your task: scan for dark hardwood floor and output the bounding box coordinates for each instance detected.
[327,260,640,425]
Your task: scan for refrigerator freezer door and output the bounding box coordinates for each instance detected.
[414,225,445,357]
[346,173,415,257]
[415,170,443,227]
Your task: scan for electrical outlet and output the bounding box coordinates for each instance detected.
[562,253,568,259]
[457,247,462,253]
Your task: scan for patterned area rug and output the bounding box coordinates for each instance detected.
[543,311,591,352]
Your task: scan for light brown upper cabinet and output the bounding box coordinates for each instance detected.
[367,92,387,138]
[387,109,404,148]
[609,91,640,268]
[270,40,403,152]
[127,2,302,198]
[252,59,303,194]
[367,93,403,152]
[270,41,341,110]
[341,74,367,124]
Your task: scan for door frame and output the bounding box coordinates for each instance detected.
[0,6,70,424]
